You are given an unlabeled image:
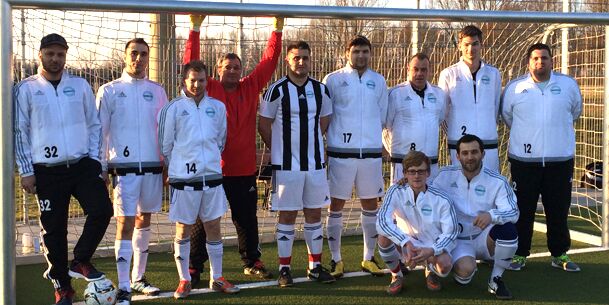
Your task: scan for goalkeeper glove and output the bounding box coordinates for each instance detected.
[190,14,205,31]
[273,17,285,32]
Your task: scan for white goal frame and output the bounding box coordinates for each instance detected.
[2,1,609,304]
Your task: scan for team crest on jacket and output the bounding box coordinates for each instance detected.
[481,75,490,85]
[421,204,432,216]
[63,87,75,97]
[306,90,314,98]
[205,107,216,117]
[428,94,437,103]
[474,185,486,196]
[366,80,376,89]
[550,85,561,95]
[143,91,153,101]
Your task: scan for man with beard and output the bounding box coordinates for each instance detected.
[14,33,113,305]
[502,43,582,272]
[432,134,519,300]
[383,53,446,184]
[439,25,502,172]
[322,35,388,278]
[97,38,168,304]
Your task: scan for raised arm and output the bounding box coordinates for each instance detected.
[183,15,205,64]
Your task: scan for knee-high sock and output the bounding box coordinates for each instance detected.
[304,222,323,270]
[115,240,133,291]
[326,212,343,262]
[361,209,379,261]
[276,223,295,270]
[131,226,151,281]
[379,244,401,277]
[493,238,518,278]
[174,238,191,281]
[206,240,223,281]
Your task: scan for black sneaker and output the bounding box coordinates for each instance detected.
[277,267,293,287]
[54,287,75,305]
[68,260,105,281]
[189,268,201,287]
[244,260,273,279]
[488,276,513,300]
[116,289,132,305]
[307,265,336,284]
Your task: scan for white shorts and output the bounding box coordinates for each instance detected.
[390,162,438,185]
[328,157,384,200]
[112,174,163,217]
[169,185,228,224]
[449,148,499,172]
[270,169,330,211]
[450,225,493,263]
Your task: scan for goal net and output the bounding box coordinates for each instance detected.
[11,6,606,259]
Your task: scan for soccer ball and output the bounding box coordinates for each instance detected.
[83,278,117,305]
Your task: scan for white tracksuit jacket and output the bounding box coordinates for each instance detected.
[97,71,168,172]
[323,65,388,158]
[157,92,227,183]
[432,166,519,238]
[501,72,582,165]
[438,60,502,147]
[377,184,458,256]
[14,71,100,176]
[383,81,446,162]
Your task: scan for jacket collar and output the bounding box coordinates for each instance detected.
[121,70,148,82]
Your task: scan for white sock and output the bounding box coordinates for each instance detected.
[326,212,343,262]
[115,240,133,291]
[379,244,402,277]
[276,223,295,270]
[206,240,223,281]
[131,226,151,282]
[361,209,379,261]
[304,222,323,270]
[492,238,518,279]
[174,238,191,281]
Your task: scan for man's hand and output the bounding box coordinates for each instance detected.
[190,15,206,30]
[402,241,417,269]
[273,17,285,32]
[411,247,434,264]
[473,211,492,229]
[101,171,110,186]
[163,166,169,186]
[21,175,36,194]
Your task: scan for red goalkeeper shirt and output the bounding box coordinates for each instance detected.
[183,30,282,176]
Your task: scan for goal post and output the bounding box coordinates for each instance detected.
[3,1,609,305]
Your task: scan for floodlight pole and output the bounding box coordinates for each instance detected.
[603,25,609,249]
[0,2,16,305]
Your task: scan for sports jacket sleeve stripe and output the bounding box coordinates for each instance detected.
[428,187,459,254]
[157,102,177,164]
[376,185,409,247]
[96,85,111,171]
[13,81,34,176]
[82,79,102,161]
[486,170,519,224]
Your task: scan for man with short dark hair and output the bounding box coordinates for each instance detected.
[323,35,388,278]
[184,15,284,283]
[97,38,168,304]
[384,53,446,184]
[259,41,335,287]
[377,151,457,295]
[502,43,582,272]
[14,33,113,305]
[433,134,519,300]
[439,25,502,172]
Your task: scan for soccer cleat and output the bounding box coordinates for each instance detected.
[68,260,105,281]
[116,289,131,305]
[188,268,201,286]
[173,280,191,299]
[244,260,273,279]
[307,265,336,284]
[398,261,410,275]
[210,276,240,294]
[54,287,75,305]
[507,255,527,271]
[277,267,294,287]
[426,272,442,291]
[551,254,581,272]
[361,258,385,276]
[386,275,403,296]
[488,276,513,300]
[131,276,160,296]
[330,260,344,279]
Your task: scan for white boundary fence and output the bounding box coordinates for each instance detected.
[2,1,609,304]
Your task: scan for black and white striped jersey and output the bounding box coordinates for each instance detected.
[260,76,332,171]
